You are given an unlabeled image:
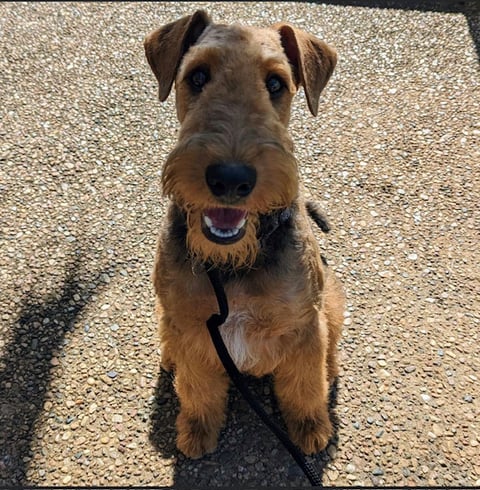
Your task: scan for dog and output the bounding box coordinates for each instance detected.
[144,10,345,459]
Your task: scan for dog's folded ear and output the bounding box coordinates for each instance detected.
[273,23,337,116]
[144,10,211,101]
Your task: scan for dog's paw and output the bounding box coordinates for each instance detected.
[288,415,333,455]
[176,413,218,459]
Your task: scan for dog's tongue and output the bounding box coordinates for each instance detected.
[204,208,247,230]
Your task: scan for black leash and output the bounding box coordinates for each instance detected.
[205,267,323,487]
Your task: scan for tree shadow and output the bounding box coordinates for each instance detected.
[0,260,113,485]
[149,368,340,487]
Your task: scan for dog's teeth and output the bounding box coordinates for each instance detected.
[237,218,246,229]
[203,215,213,228]
[210,226,240,239]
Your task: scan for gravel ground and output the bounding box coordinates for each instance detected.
[1,1,479,487]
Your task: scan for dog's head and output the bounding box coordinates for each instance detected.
[145,11,336,268]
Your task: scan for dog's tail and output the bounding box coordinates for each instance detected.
[306,201,330,233]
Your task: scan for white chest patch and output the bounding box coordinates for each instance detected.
[219,311,258,371]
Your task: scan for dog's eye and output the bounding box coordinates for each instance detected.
[266,75,285,99]
[188,68,210,93]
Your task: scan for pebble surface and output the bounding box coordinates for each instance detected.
[1,2,479,487]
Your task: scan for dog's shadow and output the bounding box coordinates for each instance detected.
[149,368,340,487]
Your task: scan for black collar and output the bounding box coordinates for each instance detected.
[258,207,293,248]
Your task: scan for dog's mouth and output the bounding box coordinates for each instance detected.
[201,208,248,244]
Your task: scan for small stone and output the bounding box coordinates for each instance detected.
[407,253,418,260]
[346,463,356,473]
[245,454,256,464]
[371,476,381,486]
[327,444,337,459]
[107,370,118,378]
[377,359,387,367]
[100,273,110,283]
[420,394,431,402]
[101,375,113,385]
[112,414,123,423]
[432,424,444,437]
[372,467,384,476]
[464,394,473,403]
[404,365,416,373]
[88,403,97,414]
[327,469,339,481]
[63,475,72,485]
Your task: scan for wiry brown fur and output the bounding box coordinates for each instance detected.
[145,10,344,459]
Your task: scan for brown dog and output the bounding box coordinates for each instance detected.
[144,10,345,459]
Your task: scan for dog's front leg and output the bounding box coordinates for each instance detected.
[175,361,229,458]
[273,319,332,454]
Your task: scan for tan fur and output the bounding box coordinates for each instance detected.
[145,11,344,459]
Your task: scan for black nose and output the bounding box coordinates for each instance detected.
[205,162,257,202]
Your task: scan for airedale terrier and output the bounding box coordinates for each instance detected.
[144,10,345,459]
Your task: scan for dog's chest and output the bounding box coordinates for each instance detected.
[213,276,304,376]
[217,292,298,375]
[219,310,261,372]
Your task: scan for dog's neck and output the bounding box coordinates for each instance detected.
[258,207,293,249]
[168,203,296,277]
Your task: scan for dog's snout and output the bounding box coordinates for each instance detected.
[206,162,257,201]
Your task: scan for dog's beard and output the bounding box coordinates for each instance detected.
[186,208,260,269]
[162,141,299,269]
